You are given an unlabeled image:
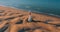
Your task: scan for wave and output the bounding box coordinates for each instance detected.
[30,10,60,18]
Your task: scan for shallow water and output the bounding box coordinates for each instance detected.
[0,0,60,17]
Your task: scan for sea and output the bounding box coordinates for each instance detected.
[0,4,60,18]
[0,0,60,17]
[0,0,60,32]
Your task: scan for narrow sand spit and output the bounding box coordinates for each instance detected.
[0,6,60,32]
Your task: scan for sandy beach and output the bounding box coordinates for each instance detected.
[0,6,60,32]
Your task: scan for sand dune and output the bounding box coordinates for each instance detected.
[0,6,60,32]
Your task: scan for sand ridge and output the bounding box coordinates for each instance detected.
[0,6,60,32]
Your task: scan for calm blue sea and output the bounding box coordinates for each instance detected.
[0,0,60,32]
[0,0,60,17]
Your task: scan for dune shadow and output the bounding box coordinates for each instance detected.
[0,24,9,32]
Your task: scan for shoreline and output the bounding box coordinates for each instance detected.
[0,6,60,32]
[32,11,60,18]
[0,5,60,21]
[20,9,60,18]
[0,5,60,18]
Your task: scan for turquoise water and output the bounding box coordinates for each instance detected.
[0,0,60,17]
[0,0,60,32]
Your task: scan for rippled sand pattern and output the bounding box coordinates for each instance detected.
[0,6,60,32]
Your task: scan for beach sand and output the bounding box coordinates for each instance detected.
[0,6,60,32]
